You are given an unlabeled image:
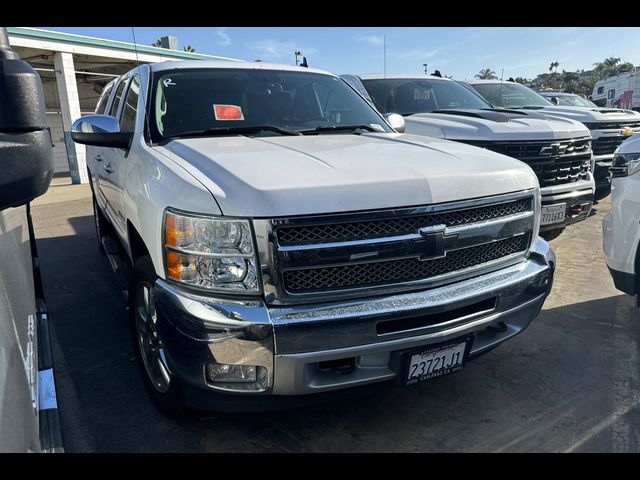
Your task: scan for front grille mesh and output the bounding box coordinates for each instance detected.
[283,234,529,293]
[473,138,592,188]
[593,136,631,156]
[277,198,531,245]
[526,158,591,186]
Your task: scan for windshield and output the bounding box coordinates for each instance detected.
[470,82,551,108]
[553,95,597,107]
[148,68,392,141]
[360,78,491,115]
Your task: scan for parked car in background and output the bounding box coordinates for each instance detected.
[0,27,62,452]
[603,133,640,303]
[70,61,555,415]
[538,92,597,108]
[466,79,640,201]
[342,74,595,239]
[591,70,640,111]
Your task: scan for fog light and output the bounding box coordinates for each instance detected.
[206,363,257,383]
[205,364,268,391]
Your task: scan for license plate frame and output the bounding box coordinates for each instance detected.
[540,203,566,226]
[403,337,473,386]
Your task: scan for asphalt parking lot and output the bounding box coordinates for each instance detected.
[31,178,639,452]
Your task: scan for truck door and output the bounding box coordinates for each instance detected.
[99,75,140,239]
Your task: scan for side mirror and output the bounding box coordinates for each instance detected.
[0,27,54,211]
[384,113,406,133]
[549,96,560,105]
[71,114,132,149]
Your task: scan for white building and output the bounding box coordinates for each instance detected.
[8,27,239,184]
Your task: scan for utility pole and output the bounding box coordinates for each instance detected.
[423,63,428,76]
[383,35,386,79]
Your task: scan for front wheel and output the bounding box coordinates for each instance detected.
[129,255,186,417]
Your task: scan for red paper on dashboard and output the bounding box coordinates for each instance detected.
[213,104,244,121]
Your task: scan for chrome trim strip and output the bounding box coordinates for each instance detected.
[165,245,255,259]
[278,211,533,253]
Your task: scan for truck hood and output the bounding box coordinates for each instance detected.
[538,105,640,123]
[156,133,537,217]
[405,108,589,141]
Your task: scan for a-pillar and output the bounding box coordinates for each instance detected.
[53,51,88,184]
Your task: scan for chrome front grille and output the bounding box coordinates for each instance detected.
[277,198,531,245]
[256,190,538,305]
[462,137,592,188]
[283,234,529,293]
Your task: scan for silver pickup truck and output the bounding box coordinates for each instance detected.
[71,60,555,415]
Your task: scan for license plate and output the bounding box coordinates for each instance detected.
[405,340,469,385]
[541,203,566,226]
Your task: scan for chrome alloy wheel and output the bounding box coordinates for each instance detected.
[135,281,171,393]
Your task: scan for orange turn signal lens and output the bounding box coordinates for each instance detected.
[165,214,178,247]
[166,251,181,280]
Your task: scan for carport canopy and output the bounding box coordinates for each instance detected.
[8,27,239,183]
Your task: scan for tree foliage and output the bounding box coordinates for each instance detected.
[475,68,498,80]
[526,57,636,96]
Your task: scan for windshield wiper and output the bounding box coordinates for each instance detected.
[510,105,546,110]
[165,125,302,139]
[299,124,379,135]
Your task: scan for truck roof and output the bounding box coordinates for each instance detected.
[355,74,452,81]
[148,60,334,77]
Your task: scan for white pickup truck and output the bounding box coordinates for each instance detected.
[342,74,596,239]
[71,61,555,415]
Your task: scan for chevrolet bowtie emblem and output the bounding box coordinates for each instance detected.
[409,225,459,261]
[622,127,634,136]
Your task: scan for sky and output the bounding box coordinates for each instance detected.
[39,27,640,80]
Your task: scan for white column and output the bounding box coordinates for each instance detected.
[53,51,88,184]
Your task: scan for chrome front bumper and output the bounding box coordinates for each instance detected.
[153,237,555,406]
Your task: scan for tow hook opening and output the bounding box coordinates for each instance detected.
[318,357,356,375]
[486,321,508,333]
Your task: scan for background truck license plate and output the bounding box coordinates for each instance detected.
[541,203,566,225]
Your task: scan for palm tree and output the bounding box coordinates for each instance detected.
[151,38,162,48]
[549,61,559,74]
[593,57,636,81]
[183,45,196,53]
[475,68,498,80]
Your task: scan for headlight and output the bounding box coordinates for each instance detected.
[163,210,259,293]
[611,152,640,178]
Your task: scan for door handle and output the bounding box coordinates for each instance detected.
[95,154,103,162]
[103,163,114,174]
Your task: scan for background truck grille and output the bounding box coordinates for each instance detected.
[463,138,591,188]
[276,197,531,246]
[283,234,529,293]
[583,121,640,130]
[592,136,632,156]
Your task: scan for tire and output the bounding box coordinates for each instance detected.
[91,192,111,255]
[129,255,186,417]
[540,228,564,241]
